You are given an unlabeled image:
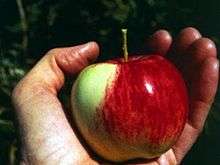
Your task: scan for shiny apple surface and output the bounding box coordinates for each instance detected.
[103,55,188,149]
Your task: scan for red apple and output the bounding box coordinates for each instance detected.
[70,30,188,162]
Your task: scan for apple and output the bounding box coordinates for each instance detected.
[70,29,188,162]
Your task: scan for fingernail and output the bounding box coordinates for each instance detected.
[214,59,219,70]
[78,42,94,51]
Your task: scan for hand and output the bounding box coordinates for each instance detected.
[12,27,219,165]
[12,42,100,164]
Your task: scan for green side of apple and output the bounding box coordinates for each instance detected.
[71,63,117,129]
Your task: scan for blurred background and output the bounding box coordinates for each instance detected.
[0,0,220,164]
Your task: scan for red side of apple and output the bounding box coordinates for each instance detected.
[102,55,188,152]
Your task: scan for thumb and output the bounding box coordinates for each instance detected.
[14,42,99,96]
[54,41,99,75]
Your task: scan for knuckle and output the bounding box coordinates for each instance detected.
[182,27,198,33]
[12,80,23,104]
[11,76,32,106]
[47,48,62,55]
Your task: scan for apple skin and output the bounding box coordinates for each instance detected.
[71,55,188,162]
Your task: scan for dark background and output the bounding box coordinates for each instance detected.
[0,0,220,164]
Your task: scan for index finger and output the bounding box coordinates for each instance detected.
[146,30,172,56]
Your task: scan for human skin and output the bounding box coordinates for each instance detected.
[12,27,219,165]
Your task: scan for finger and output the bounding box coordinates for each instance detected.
[12,42,99,163]
[157,149,177,165]
[189,57,219,129]
[172,27,201,55]
[169,27,202,81]
[17,42,99,95]
[182,37,217,82]
[187,38,217,66]
[146,30,172,56]
[128,162,158,165]
[172,123,199,163]
[55,42,99,75]
[127,149,176,165]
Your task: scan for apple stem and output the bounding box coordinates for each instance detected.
[122,29,128,62]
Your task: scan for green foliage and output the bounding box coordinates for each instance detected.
[0,0,219,164]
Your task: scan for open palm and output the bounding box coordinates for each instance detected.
[12,27,218,165]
